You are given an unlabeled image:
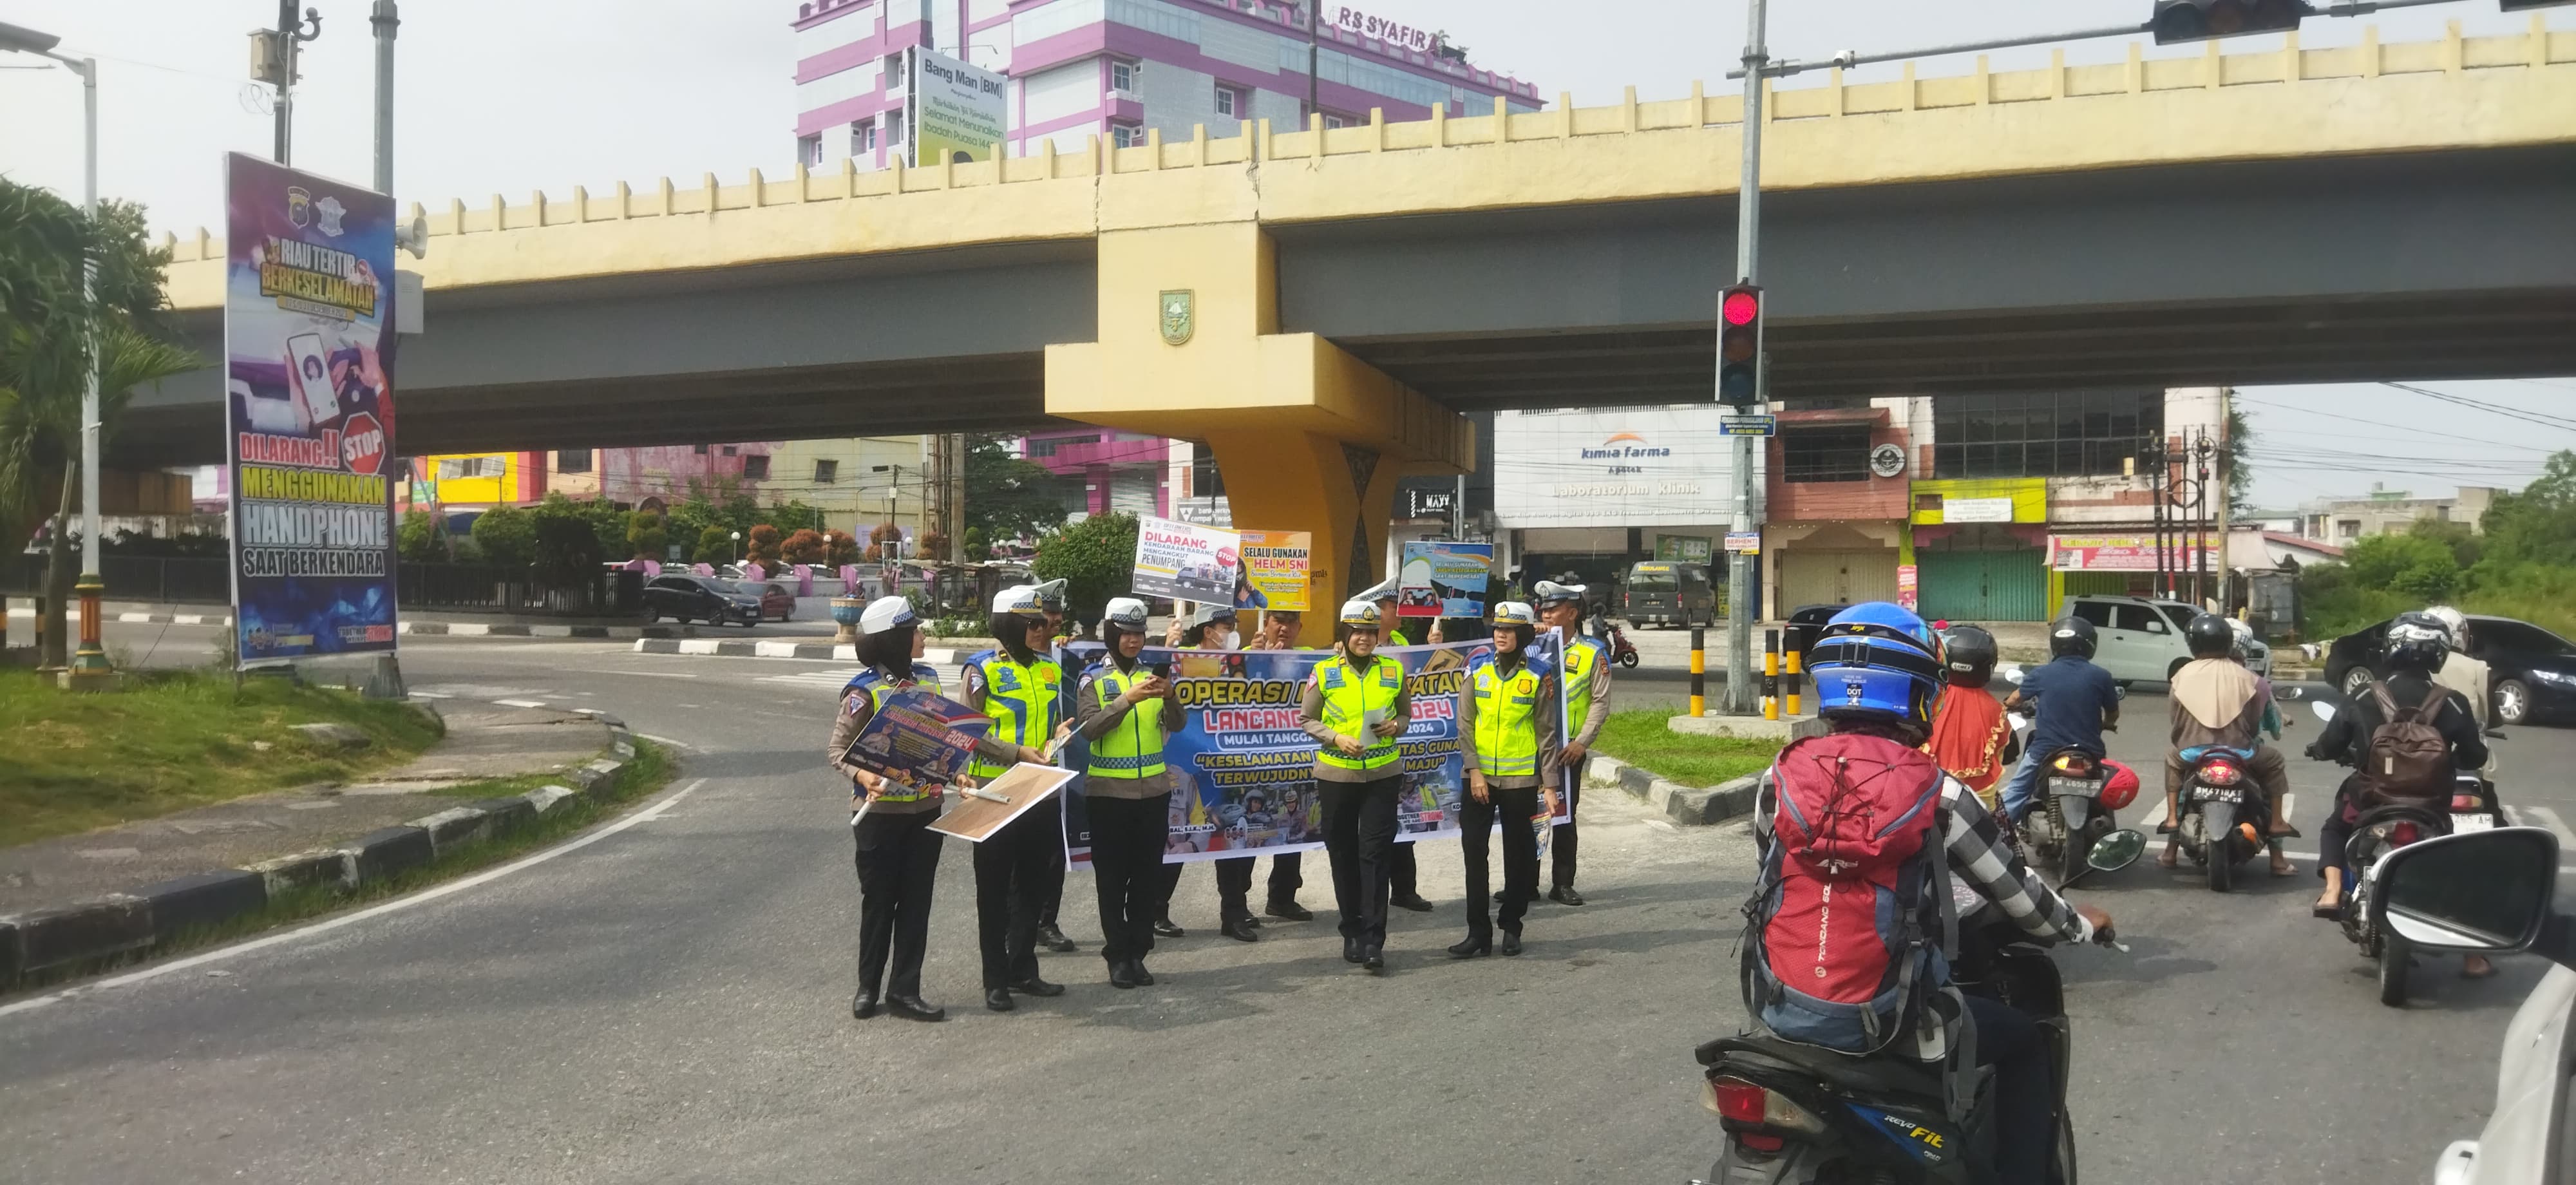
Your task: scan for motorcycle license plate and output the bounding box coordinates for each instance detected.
[2192,786,2244,804]
[2454,812,2496,833]
[2049,777,2101,798]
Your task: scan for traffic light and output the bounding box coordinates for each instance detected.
[2151,0,2307,44]
[1718,282,1762,408]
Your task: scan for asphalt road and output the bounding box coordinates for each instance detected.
[6,625,2570,1183]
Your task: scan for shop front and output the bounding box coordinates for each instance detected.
[1492,406,1753,611]
[1908,477,2051,622]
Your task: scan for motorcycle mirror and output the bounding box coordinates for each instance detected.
[2003,666,2025,685]
[2310,701,2337,724]
[2085,829,2148,874]
[2372,828,2558,954]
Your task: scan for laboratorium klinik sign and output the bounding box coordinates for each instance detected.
[1555,432,1703,499]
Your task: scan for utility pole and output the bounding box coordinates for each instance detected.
[2214,388,2235,613]
[268,3,321,164]
[370,2,397,193]
[1723,0,1767,716]
[1305,1,1320,122]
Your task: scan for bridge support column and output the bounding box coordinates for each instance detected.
[1046,223,1470,644]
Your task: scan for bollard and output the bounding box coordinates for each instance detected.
[1689,626,1705,717]
[1784,642,1803,717]
[1762,629,1781,721]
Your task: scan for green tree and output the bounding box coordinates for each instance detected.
[2224,401,2254,515]
[693,525,732,564]
[397,509,446,562]
[1032,512,1138,627]
[965,433,1069,544]
[2481,450,2576,569]
[962,526,991,562]
[529,513,605,601]
[470,505,537,567]
[625,511,669,561]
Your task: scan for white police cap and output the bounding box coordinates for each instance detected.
[1492,601,1539,628]
[1532,579,1586,607]
[1189,602,1238,629]
[1032,577,1067,609]
[1103,596,1150,630]
[860,595,918,635]
[1338,598,1382,628]
[1355,575,1401,603]
[992,585,1046,616]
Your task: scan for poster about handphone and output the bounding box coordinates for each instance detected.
[285,332,341,428]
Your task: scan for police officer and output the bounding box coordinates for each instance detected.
[1300,596,1414,972]
[829,596,1043,1022]
[1533,580,1610,906]
[1030,578,1079,954]
[1353,574,1434,913]
[1450,602,1560,958]
[1073,597,1181,988]
[961,585,1072,1012]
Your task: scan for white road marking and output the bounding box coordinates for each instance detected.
[493,698,549,708]
[759,667,868,689]
[636,734,699,752]
[0,777,712,1020]
[566,668,698,679]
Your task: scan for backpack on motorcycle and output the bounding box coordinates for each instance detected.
[2361,682,2454,807]
[1743,734,1956,1056]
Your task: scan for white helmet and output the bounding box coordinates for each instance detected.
[2424,605,2468,647]
[1338,598,1383,629]
[1103,596,1150,631]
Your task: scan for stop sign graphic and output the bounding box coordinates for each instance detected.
[341,412,386,475]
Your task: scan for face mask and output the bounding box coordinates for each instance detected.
[1223,630,1243,650]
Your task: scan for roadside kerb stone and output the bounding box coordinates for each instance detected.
[400,621,678,640]
[1586,752,1765,827]
[0,715,643,988]
[634,638,981,665]
[290,721,374,750]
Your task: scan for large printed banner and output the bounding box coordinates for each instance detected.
[223,153,399,664]
[1132,515,1240,602]
[1398,541,1493,618]
[2047,534,2219,573]
[1056,638,1569,869]
[1236,529,1311,612]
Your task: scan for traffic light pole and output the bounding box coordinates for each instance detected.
[1728,0,2468,81]
[1725,0,1767,716]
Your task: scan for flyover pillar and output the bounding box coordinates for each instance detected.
[1046,222,1470,645]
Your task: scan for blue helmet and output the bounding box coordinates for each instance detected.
[1808,602,1946,733]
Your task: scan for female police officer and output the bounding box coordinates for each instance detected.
[960,585,1072,1013]
[1073,596,1182,988]
[1300,596,1413,972]
[1450,601,1560,958]
[828,596,1043,1022]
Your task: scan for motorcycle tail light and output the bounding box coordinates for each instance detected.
[2452,795,2479,811]
[2201,762,2242,786]
[1703,1076,1828,1135]
[2394,822,2421,846]
[2052,755,2092,775]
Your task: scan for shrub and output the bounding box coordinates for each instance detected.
[397,509,445,562]
[746,524,783,566]
[781,527,826,565]
[822,529,860,567]
[469,506,536,567]
[531,514,603,593]
[694,526,732,564]
[1031,511,1137,627]
[626,511,668,561]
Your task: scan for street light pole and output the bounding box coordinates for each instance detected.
[1723,0,1768,716]
[371,1,397,194]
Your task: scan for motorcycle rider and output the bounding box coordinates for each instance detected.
[1750,602,2113,1185]
[2307,613,2490,970]
[1998,616,2122,824]
[1921,623,2018,813]
[2425,605,2494,735]
[2159,613,2296,876]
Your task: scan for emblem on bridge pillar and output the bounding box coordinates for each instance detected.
[1159,290,1195,346]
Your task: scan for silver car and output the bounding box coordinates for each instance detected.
[2063,594,2272,684]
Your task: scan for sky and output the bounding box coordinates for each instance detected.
[2,0,2568,507]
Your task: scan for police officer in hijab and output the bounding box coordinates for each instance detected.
[960,585,1073,1013]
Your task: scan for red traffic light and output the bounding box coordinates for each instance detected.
[1722,289,1761,326]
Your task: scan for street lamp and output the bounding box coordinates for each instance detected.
[0,20,110,690]
[729,530,743,566]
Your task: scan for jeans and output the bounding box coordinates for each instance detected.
[1320,775,1400,946]
[1088,793,1169,965]
[2000,748,2047,823]
[1963,994,2053,1185]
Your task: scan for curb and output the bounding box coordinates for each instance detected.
[1586,752,1763,827]
[631,638,972,667]
[2,609,232,625]
[0,707,642,988]
[400,621,677,640]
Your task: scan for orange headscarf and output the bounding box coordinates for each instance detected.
[1923,685,2011,807]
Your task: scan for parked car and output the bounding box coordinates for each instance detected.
[643,574,764,627]
[2323,612,2575,725]
[1622,561,1716,629]
[750,581,795,622]
[2063,594,2272,685]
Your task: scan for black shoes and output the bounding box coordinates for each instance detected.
[1447,935,1492,959]
[1152,917,1186,938]
[1361,944,1385,973]
[885,994,947,1022]
[1109,961,1139,989]
[1501,931,1523,956]
[1221,917,1260,943]
[1391,892,1434,913]
[1009,976,1066,998]
[1343,936,1363,964]
[1037,922,1077,953]
[985,987,1016,1012]
[1548,886,1586,907]
[851,989,880,1019]
[1129,960,1156,986]
[1265,898,1314,921]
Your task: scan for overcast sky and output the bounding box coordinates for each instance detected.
[3,1,2568,506]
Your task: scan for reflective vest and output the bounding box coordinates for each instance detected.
[1315,654,1405,772]
[1562,634,1605,734]
[842,663,947,804]
[1470,656,1544,777]
[1086,663,1167,780]
[967,651,1061,778]
[1384,627,1412,647]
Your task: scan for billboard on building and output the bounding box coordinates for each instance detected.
[222,152,399,665]
[1494,407,1748,527]
[2047,535,2219,572]
[907,47,1007,167]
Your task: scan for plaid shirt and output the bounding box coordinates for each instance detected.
[1752,766,2094,949]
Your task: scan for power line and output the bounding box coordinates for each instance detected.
[2383,381,2576,434]
[2232,394,2568,454]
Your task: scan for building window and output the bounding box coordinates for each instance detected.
[1111,124,1145,148]
[814,459,839,484]
[2337,519,2362,540]
[721,445,738,457]
[556,449,592,474]
[884,52,905,87]
[1190,451,1226,498]
[797,134,822,167]
[1110,59,1137,91]
[741,455,770,479]
[437,457,504,480]
[887,115,903,144]
[1027,433,1100,459]
[693,444,709,454]
[1930,389,2163,479]
[852,119,875,155]
[1215,83,1242,117]
[1781,426,1871,484]
[1324,112,1349,129]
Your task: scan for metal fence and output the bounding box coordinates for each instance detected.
[1,555,636,616]
[1,555,232,603]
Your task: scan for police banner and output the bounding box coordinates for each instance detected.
[222,153,399,663]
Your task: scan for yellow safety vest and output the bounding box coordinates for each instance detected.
[1562,635,1604,735]
[1385,627,1412,647]
[1086,664,1167,780]
[968,652,1061,778]
[1315,654,1404,772]
[1471,658,1544,777]
[844,665,945,804]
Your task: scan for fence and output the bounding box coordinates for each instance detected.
[2,554,633,616]
[1,555,232,603]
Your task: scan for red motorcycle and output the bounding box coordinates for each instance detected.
[1599,620,1640,668]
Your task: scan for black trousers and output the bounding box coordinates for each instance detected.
[1269,851,1304,902]
[1391,835,1418,898]
[853,809,943,999]
[1157,860,1184,922]
[1320,774,1401,945]
[974,794,1061,990]
[1460,786,1542,938]
[1214,857,1255,922]
[1088,792,1169,965]
[1037,835,1066,929]
[1552,760,1586,890]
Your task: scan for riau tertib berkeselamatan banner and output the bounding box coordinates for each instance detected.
[222,153,399,664]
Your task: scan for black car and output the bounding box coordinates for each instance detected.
[2322,613,2576,725]
[643,574,765,627]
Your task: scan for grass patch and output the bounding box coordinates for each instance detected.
[1594,710,1780,788]
[7,740,674,993]
[0,667,445,848]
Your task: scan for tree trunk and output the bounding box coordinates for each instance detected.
[40,461,77,669]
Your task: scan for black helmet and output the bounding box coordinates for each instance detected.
[2185,612,2235,659]
[2048,615,2098,660]
[1939,623,1998,687]
[2385,612,2452,674]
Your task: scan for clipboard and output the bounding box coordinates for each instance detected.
[929,764,1077,842]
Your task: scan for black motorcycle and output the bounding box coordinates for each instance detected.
[2172,746,2273,893]
[2309,699,2505,1006]
[1694,848,2136,1184]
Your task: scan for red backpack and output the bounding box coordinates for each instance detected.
[1743,733,1955,1055]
